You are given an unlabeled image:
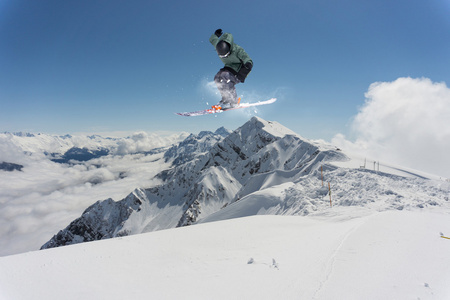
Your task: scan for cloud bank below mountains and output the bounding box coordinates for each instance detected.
[0,131,188,256]
[333,77,450,178]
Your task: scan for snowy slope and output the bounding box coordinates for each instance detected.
[201,167,449,224]
[1,211,450,300]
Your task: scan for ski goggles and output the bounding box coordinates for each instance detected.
[219,51,231,58]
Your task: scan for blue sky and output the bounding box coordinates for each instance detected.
[1,0,449,140]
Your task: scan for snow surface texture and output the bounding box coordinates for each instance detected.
[1,212,450,299]
[1,117,450,299]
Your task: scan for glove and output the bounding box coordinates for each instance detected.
[237,62,253,82]
[214,29,223,37]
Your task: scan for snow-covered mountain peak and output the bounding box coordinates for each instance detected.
[241,116,298,139]
[41,117,353,249]
[214,126,233,137]
[164,128,231,166]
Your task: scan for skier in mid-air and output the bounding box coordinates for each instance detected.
[176,30,274,116]
[209,29,253,110]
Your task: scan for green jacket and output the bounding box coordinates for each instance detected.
[210,32,253,81]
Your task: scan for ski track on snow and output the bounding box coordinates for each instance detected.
[312,217,366,299]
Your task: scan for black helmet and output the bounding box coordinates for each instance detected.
[216,41,231,58]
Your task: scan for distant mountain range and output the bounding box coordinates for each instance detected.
[0,130,188,165]
[41,117,448,250]
[1,131,117,155]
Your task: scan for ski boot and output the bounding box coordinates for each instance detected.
[211,98,241,111]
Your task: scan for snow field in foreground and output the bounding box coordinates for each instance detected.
[1,210,449,300]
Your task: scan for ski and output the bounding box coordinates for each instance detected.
[176,98,277,117]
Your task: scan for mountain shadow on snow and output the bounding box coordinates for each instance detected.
[50,147,110,164]
[0,162,24,172]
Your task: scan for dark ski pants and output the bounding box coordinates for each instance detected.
[214,68,240,105]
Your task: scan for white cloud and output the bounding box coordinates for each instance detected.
[0,136,34,164]
[114,131,187,155]
[0,131,188,256]
[333,77,450,178]
[0,152,169,256]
